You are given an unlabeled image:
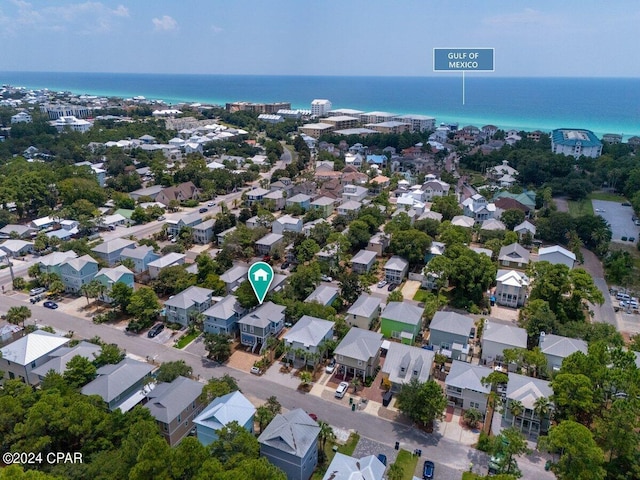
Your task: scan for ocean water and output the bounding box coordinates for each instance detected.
[1,71,639,138]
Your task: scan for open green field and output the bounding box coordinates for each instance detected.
[393,449,420,480]
[567,199,594,217]
[589,191,627,202]
[413,289,431,302]
[174,331,200,349]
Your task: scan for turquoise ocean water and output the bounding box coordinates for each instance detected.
[1,72,639,138]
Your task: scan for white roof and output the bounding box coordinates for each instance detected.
[496,269,529,288]
[506,372,553,409]
[0,330,69,365]
[283,315,334,347]
[322,453,386,480]
[445,360,493,394]
[538,245,576,262]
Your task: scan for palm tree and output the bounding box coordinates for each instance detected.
[350,376,362,394]
[509,400,524,427]
[533,397,551,432]
[387,463,404,480]
[317,420,335,452]
[6,306,32,329]
[299,371,312,388]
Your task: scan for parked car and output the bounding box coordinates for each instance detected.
[147,323,165,338]
[308,413,318,421]
[29,287,46,296]
[281,261,290,270]
[325,358,337,374]
[423,460,435,479]
[43,301,58,309]
[199,207,208,213]
[377,454,387,466]
[207,202,215,207]
[629,237,636,242]
[250,366,262,375]
[622,202,632,206]
[30,295,43,304]
[158,215,166,221]
[387,283,397,292]
[335,381,349,399]
[321,275,333,282]
[377,280,388,288]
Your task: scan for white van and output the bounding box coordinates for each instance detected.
[29,287,46,296]
[617,292,631,301]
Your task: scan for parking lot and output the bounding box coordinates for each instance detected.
[592,199,639,243]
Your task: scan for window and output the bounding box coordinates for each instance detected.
[178,414,181,423]
[357,360,363,366]
[470,401,480,409]
[242,325,247,332]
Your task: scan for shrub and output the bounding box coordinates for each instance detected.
[476,430,493,452]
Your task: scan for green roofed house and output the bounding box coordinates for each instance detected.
[380,302,423,344]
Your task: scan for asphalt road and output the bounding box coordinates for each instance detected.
[0,294,553,479]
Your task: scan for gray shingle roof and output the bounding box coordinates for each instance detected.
[430,311,474,337]
[382,343,435,386]
[445,360,492,394]
[120,245,155,260]
[92,238,136,254]
[194,390,256,432]
[498,243,530,263]
[305,285,339,306]
[506,372,552,409]
[164,286,213,309]
[203,295,245,319]
[382,302,423,326]
[351,249,377,265]
[220,264,249,283]
[145,376,203,424]
[334,328,383,362]
[482,320,527,348]
[238,302,285,328]
[346,294,381,318]
[283,316,334,347]
[81,358,153,402]
[31,341,101,377]
[258,408,320,458]
[539,333,587,359]
[384,255,408,271]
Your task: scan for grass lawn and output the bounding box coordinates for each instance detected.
[413,289,431,302]
[174,331,200,349]
[392,449,420,480]
[462,473,484,480]
[567,199,594,217]
[312,433,360,479]
[589,191,627,202]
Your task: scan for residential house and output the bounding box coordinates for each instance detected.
[258,408,320,480]
[194,390,256,446]
[100,213,127,229]
[336,200,362,217]
[422,180,450,201]
[155,181,200,206]
[119,246,160,273]
[381,342,435,393]
[246,187,270,206]
[272,215,303,235]
[304,285,339,307]
[345,294,382,330]
[429,311,474,361]
[480,218,506,232]
[309,197,335,218]
[369,175,390,194]
[91,238,136,266]
[37,250,78,277]
[164,286,214,327]
[238,302,286,353]
[537,245,576,269]
[166,211,203,238]
[94,266,135,303]
[514,220,536,241]
[60,254,100,293]
[286,193,312,211]
[148,253,186,280]
[144,376,204,446]
[481,320,527,366]
[0,224,33,239]
[31,341,101,381]
[494,197,531,219]
[192,219,215,244]
[0,239,34,257]
[350,249,377,274]
[380,302,424,344]
[538,332,587,373]
[217,226,237,246]
[0,331,69,385]
[462,194,496,221]
[322,453,386,480]
[384,256,409,284]
[498,243,530,269]
[451,215,475,229]
[255,233,284,256]
[220,264,249,294]
[334,328,383,379]
[445,360,493,415]
[203,295,246,336]
[264,190,286,210]
[495,269,529,308]
[342,184,368,203]
[366,232,389,256]
[503,373,553,436]
[30,216,56,231]
[81,358,154,412]
[283,315,334,367]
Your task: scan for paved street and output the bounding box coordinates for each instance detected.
[0,294,554,479]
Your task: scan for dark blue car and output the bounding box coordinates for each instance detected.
[423,460,435,479]
[377,454,387,466]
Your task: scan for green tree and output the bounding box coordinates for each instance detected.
[387,462,404,480]
[499,427,529,476]
[431,195,462,220]
[209,421,260,466]
[295,238,320,263]
[235,280,260,309]
[463,408,483,428]
[170,436,209,480]
[80,279,101,306]
[127,286,161,324]
[543,420,606,480]
[338,271,364,305]
[200,374,239,403]
[204,333,232,363]
[396,378,447,427]
[93,343,125,367]
[63,355,97,388]
[156,360,193,383]
[6,305,31,329]
[389,229,432,267]
[551,373,597,425]
[500,209,526,230]
[109,281,133,314]
[128,436,172,480]
[346,220,373,250]
[387,290,404,303]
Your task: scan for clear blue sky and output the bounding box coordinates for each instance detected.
[1,0,638,77]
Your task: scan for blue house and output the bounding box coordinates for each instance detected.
[193,390,256,446]
[202,295,247,336]
[286,193,312,211]
[259,408,320,480]
[120,246,160,273]
[94,265,135,303]
[238,302,286,353]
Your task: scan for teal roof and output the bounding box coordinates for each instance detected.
[551,129,602,148]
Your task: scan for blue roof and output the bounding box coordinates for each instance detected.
[551,129,602,148]
[366,154,386,164]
